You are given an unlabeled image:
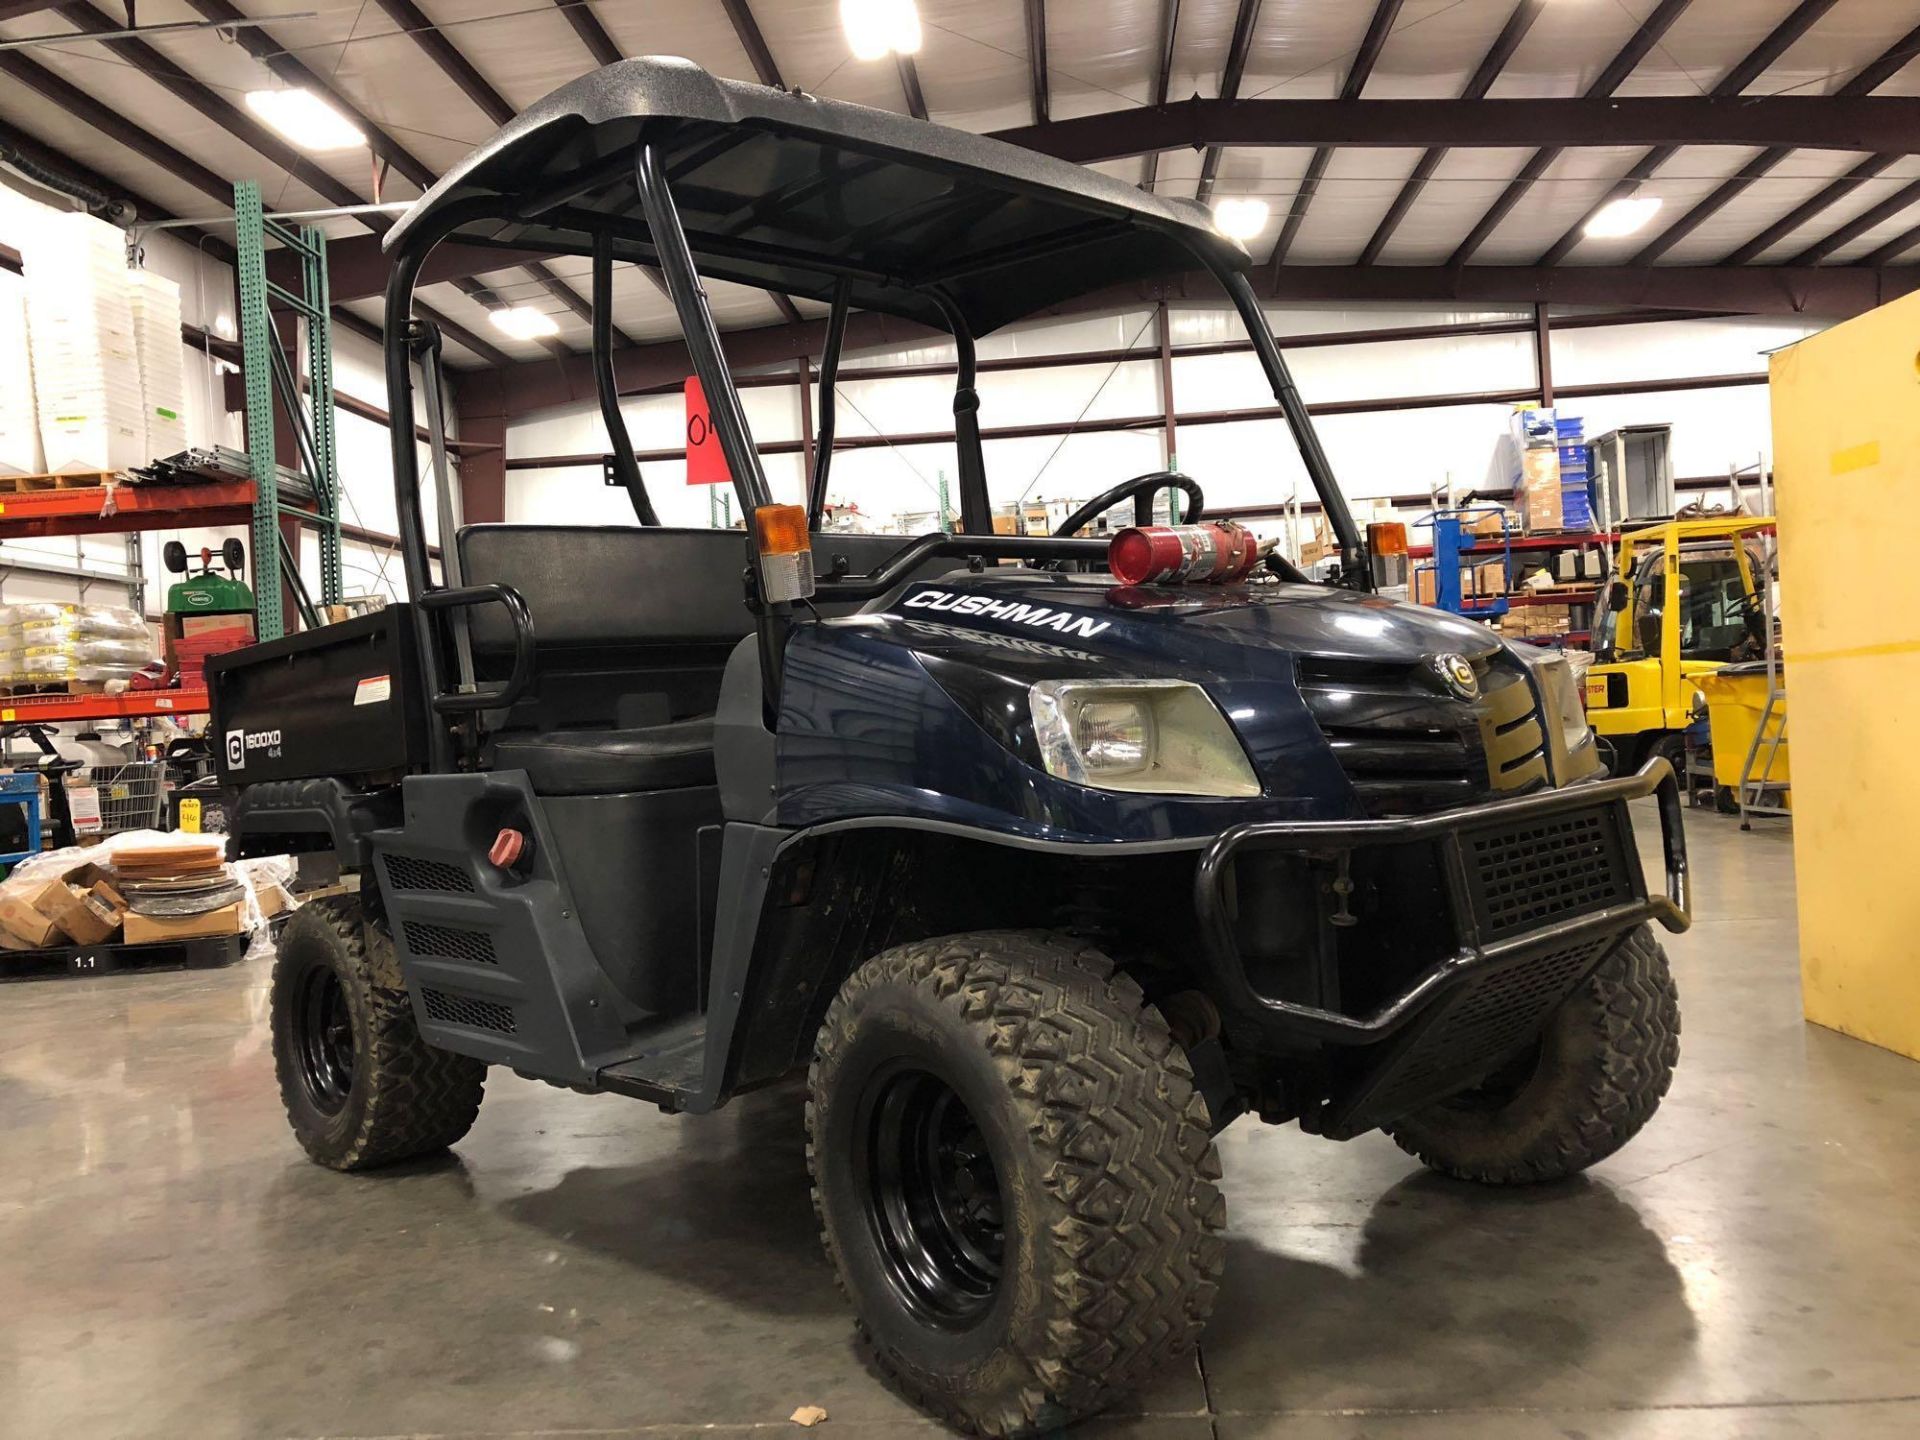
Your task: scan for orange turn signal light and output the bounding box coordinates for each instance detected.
[753,503,811,557]
[1367,521,1408,557]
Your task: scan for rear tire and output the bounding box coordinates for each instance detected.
[271,896,485,1171]
[807,931,1225,1437]
[1384,925,1679,1185]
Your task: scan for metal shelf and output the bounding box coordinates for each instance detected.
[1408,531,1618,559]
[0,481,256,541]
[0,687,210,725]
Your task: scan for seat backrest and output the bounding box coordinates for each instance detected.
[458,526,754,654]
[454,525,938,729]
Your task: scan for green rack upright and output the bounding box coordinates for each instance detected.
[233,180,344,640]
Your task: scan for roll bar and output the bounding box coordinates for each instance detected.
[382,140,1372,766]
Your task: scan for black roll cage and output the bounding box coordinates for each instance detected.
[383,141,1369,769]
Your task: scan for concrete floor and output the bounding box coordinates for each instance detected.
[3,806,1917,1439]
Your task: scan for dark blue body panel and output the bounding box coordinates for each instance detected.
[774,570,1507,843]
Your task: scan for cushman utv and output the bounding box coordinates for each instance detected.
[212,59,1689,1437]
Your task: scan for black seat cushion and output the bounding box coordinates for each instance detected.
[492,717,716,795]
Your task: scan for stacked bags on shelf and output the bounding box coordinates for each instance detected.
[21,212,145,474]
[0,603,156,691]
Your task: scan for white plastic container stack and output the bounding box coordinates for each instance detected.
[0,268,43,476]
[22,212,145,474]
[128,268,188,459]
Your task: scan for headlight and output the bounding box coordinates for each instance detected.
[1513,646,1597,763]
[1028,680,1261,796]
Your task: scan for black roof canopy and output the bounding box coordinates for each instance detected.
[387,57,1250,334]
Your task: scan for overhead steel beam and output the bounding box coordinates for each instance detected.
[51,1,373,212]
[552,0,621,68]
[1530,0,1838,267]
[1024,0,1049,125]
[168,0,517,352]
[1633,19,1920,264]
[459,262,1917,422]
[896,54,929,120]
[1787,176,1920,265]
[0,111,230,260]
[1139,0,1181,193]
[369,0,630,346]
[0,1,58,21]
[0,49,234,204]
[373,0,513,124]
[1447,0,1696,268]
[1255,262,1916,318]
[1193,0,1261,208]
[991,93,1920,163]
[1862,221,1920,267]
[1357,0,1544,266]
[1270,0,1401,273]
[719,0,784,89]
[459,307,943,422]
[1721,155,1893,265]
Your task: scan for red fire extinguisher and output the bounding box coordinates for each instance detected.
[1107,520,1273,586]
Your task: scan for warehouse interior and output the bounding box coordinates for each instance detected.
[0,2,1917,1437]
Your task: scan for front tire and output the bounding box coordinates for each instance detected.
[807,931,1224,1437]
[1385,924,1680,1185]
[271,896,486,1171]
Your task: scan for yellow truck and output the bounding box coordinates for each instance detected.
[1584,516,1773,775]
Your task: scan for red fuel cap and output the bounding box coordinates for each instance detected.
[488,827,527,870]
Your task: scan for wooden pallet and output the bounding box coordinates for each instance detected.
[0,471,128,494]
[0,932,245,983]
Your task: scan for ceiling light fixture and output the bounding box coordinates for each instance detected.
[489,307,561,341]
[1212,197,1270,242]
[1585,195,1663,239]
[841,0,922,61]
[244,89,366,153]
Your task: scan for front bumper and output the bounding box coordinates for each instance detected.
[1192,758,1689,1137]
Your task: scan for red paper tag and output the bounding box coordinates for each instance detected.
[685,375,730,486]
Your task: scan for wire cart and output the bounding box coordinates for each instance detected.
[86,763,167,835]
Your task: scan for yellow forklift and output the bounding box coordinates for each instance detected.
[1584,516,1773,777]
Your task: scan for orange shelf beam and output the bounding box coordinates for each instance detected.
[0,482,256,540]
[0,688,210,725]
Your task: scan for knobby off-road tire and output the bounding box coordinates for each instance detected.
[1386,923,1680,1185]
[807,931,1225,1437]
[271,896,485,1171]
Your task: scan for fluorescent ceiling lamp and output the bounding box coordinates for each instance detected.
[1212,197,1270,241]
[490,307,561,341]
[244,88,366,152]
[1584,195,1663,239]
[841,0,921,61]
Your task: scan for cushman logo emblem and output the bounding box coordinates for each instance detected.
[903,588,1111,640]
[1429,653,1480,700]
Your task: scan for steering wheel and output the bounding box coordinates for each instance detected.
[1051,471,1205,537]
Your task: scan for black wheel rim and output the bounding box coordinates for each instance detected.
[859,1064,1005,1328]
[295,966,356,1116]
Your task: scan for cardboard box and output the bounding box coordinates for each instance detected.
[123,901,243,945]
[37,876,128,945]
[1472,559,1508,597]
[1470,508,1512,538]
[0,891,62,948]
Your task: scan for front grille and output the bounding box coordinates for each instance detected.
[382,854,474,893]
[404,921,497,965]
[1299,652,1547,817]
[1358,935,1613,1124]
[1465,806,1633,940]
[420,987,516,1034]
